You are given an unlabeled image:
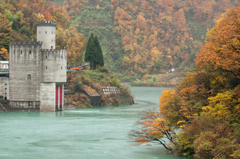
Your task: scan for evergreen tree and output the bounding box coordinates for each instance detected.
[84,35,91,63]
[85,33,104,69]
[84,33,97,69]
[94,35,104,66]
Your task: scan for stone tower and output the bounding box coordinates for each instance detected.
[36,21,57,49]
[8,21,67,111]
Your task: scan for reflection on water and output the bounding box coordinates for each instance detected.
[0,86,190,159]
[55,112,63,117]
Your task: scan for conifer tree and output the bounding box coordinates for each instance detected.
[94,35,104,66]
[84,33,97,69]
[84,34,92,63]
[85,33,105,69]
[0,13,12,51]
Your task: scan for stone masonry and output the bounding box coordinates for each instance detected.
[5,21,67,111]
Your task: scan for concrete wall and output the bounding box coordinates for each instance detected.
[9,42,42,102]
[10,101,40,110]
[36,22,57,49]
[40,82,55,111]
[42,49,67,83]
[8,22,67,111]
[0,77,9,99]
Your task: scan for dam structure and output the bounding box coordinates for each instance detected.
[3,21,67,111]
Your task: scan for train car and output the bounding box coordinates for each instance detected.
[83,65,89,69]
[69,64,89,71]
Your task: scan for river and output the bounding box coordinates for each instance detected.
[0,87,189,159]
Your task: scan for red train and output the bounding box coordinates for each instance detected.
[70,65,89,71]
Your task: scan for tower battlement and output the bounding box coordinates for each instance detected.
[36,21,57,49]
[41,49,67,61]
[10,41,42,46]
[35,21,57,26]
[41,49,66,52]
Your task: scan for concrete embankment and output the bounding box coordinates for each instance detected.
[0,104,5,112]
[0,100,11,112]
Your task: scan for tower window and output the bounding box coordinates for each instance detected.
[61,66,62,69]
[45,31,47,34]
[61,56,63,59]
[21,50,22,54]
[51,40,53,42]
[51,31,53,34]
[46,66,47,69]
[51,46,53,49]
[27,74,31,80]
[46,56,47,59]
[39,31,41,34]
[29,50,31,54]
[14,50,15,54]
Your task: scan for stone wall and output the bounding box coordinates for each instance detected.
[7,22,67,111]
[0,77,9,99]
[41,49,67,83]
[40,82,55,111]
[36,21,57,49]
[9,42,42,102]
[100,86,121,94]
[10,101,40,110]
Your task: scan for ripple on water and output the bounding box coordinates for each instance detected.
[28,139,67,147]
[0,87,191,159]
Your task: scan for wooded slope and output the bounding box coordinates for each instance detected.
[53,0,240,75]
[1,0,240,77]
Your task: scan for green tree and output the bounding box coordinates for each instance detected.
[85,33,97,69]
[0,13,12,51]
[94,35,104,66]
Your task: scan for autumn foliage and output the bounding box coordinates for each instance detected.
[67,67,134,108]
[0,0,87,64]
[39,0,240,77]
[110,0,240,75]
[131,4,240,158]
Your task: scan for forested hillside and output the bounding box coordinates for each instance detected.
[50,0,240,76]
[1,0,240,77]
[131,5,240,158]
[0,0,87,64]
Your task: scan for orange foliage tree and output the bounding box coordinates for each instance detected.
[0,12,12,51]
[130,4,240,158]
[196,6,240,79]
[129,109,177,151]
[109,0,240,75]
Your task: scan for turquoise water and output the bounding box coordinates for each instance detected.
[0,87,189,159]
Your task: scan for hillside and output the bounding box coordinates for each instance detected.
[131,5,240,158]
[1,0,240,80]
[50,0,240,77]
[0,0,87,65]
[66,66,134,108]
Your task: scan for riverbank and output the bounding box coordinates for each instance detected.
[66,66,134,108]
[130,68,191,87]
[131,82,177,87]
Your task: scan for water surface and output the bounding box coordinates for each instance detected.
[0,87,189,159]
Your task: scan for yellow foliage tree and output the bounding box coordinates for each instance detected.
[0,47,8,60]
